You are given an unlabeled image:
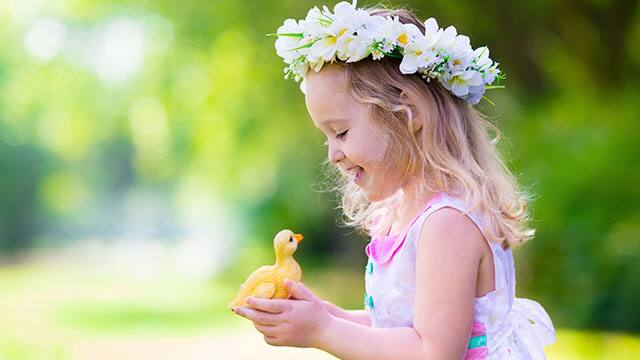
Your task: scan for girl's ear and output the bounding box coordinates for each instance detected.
[400,90,425,135]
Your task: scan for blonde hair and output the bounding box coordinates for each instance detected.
[317,6,535,249]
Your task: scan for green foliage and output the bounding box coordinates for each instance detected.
[0,0,638,337]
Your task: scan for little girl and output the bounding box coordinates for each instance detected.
[232,1,556,359]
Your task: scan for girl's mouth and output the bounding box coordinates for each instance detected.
[354,166,364,183]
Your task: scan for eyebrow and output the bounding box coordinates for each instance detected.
[316,117,348,137]
[320,117,348,126]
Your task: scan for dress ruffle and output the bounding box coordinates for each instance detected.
[492,297,556,359]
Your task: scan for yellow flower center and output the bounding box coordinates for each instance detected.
[397,33,408,45]
[453,59,461,66]
[416,50,423,56]
[339,28,348,37]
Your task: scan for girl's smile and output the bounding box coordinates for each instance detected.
[304,64,404,202]
[354,166,364,184]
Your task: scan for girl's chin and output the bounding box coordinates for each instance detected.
[363,181,403,203]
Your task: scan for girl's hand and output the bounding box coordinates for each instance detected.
[232,279,333,348]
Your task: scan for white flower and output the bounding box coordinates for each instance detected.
[332,0,368,28]
[299,6,330,35]
[275,19,305,64]
[484,65,500,85]
[308,33,338,64]
[272,3,503,105]
[348,15,386,60]
[295,60,309,80]
[436,25,458,50]
[433,25,459,69]
[465,87,486,104]
[331,1,370,61]
[442,69,483,97]
[423,17,444,50]
[368,16,418,53]
[473,47,499,84]
[400,33,439,74]
[474,46,491,68]
[444,34,474,75]
[401,22,424,45]
[399,17,448,74]
[340,34,371,62]
[305,1,369,65]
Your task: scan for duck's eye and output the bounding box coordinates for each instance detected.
[289,238,293,242]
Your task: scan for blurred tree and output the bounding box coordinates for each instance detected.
[0,0,638,332]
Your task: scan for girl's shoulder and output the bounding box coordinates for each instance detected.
[419,193,479,224]
[368,192,478,237]
[413,193,501,251]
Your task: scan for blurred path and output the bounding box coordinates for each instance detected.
[70,325,338,360]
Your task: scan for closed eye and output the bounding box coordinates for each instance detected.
[322,130,348,146]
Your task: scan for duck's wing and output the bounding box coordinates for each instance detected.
[239,265,278,294]
[229,265,276,308]
[241,265,273,286]
[252,282,276,299]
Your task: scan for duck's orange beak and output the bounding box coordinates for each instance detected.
[293,233,304,243]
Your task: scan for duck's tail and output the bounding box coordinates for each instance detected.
[228,292,248,309]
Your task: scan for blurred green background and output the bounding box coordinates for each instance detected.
[1,0,639,358]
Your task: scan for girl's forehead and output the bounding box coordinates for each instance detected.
[311,116,349,133]
[305,66,351,101]
[306,93,359,127]
[305,81,350,106]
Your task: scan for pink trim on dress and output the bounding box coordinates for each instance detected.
[365,191,445,265]
[464,321,488,359]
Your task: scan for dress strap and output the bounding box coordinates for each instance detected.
[365,191,445,265]
[416,196,497,251]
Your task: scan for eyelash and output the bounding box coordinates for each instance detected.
[322,130,348,146]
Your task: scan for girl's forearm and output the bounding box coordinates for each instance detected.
[317,316,434,360]
[323,301,371,326]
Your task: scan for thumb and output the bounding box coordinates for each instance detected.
[284,279,317,301]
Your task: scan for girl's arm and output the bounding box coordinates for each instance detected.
[317,208,486,359]
[323,301,371,326]
[318,318,429,359]
[236,207,485,359]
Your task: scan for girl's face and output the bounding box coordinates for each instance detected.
[304,64,403,202]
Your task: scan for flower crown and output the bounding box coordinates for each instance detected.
[269,0,505,105]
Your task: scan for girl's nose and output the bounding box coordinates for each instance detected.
[328,142,345,164]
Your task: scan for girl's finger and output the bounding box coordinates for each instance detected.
[254,322,278,336]
[235,307,280,326]
[284,280,318,301]
[264,335,282,347]
[247,297,291,314]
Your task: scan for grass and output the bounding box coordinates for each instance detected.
[0,245,638,359]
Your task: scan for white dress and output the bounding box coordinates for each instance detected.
[363,192,556,359]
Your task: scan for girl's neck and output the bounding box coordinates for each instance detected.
[386,188,440,236]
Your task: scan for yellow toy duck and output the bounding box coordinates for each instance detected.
[228,229,303,309]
